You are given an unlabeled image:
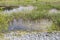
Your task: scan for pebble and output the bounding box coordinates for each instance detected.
[3,32,60,40]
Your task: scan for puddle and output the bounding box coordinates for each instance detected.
[3,6,35,14]
[8,19,53,31]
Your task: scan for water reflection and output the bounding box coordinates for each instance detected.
[3,6,35,14]
[8,19,52,31]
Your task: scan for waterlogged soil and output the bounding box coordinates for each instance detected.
[1,5,60,32]
[1,6,57,31]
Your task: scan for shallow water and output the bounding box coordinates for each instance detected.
[8,19,53,31]
[3,6,35,15]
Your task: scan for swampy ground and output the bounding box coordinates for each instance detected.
[0,0,60,40]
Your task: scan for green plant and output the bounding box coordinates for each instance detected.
[0,14,8,32]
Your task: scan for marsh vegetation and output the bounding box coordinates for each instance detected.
[0,0,60,33]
